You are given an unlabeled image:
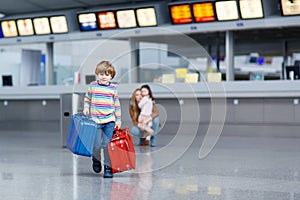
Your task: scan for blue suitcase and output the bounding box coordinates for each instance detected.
[66,113,97,157]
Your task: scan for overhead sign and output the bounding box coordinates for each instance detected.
[17,19,34,36]
[1,20,18,37]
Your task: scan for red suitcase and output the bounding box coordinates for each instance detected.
[108,127,136,174]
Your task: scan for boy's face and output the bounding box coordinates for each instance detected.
[97,72,112,85]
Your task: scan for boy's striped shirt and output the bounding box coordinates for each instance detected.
[84,81,121,127]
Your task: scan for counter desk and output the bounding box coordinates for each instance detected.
[1,81,300,142]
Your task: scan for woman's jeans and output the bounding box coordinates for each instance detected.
[93,122,115,166]
[131,117,159,143]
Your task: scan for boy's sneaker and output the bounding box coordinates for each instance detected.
[92,157,102,173]
[103,165,113,178]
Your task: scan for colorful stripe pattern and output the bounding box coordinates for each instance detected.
[84,81,121,127]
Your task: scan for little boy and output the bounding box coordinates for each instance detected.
[83,60,121,178]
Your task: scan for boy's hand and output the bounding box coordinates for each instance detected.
[83,108,89,116]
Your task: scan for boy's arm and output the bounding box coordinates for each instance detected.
[114,89,122,127]
[83,85,92,115]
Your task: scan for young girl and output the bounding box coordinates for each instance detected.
[83,60,121,178]
[138,85,154,137]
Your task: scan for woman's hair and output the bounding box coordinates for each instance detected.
[140,84,154,100]
[95,60,116,78]
[130,88,141,121]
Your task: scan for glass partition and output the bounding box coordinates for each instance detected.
[54,39,131,85]
[0,43,46,86]
[0,39,131,86]
[138,38,213,83]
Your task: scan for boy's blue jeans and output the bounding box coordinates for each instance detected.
[93,122,115,166]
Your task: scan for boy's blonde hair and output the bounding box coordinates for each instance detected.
[95,60,116,78]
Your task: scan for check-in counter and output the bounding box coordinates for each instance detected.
[0,86,73,132]
[1,81,300,144]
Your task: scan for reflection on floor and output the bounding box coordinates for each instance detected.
[1,123,300,200]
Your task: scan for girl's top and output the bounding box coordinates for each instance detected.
[84,81,121,127]
[129,90,159,126]
[138,95,153,116]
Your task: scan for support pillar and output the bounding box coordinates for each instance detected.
[129,38,139,83]
[226,31,234,81]
[46,42,54,85]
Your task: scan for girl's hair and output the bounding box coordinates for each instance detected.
[140,84,154,100]
[95,60,116,78]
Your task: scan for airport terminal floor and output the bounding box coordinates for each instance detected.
[1,122,300,200]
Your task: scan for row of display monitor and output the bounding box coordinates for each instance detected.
[170,0,264,23]
[169,0,300,24]
[0,0,300,38]
[0,16,68,38]
[78,7,157,31]
[78,0,300,30]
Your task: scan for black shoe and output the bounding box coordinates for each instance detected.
[92,157,102,173]
[103,165,113,178]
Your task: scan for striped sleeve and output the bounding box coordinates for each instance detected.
[114,88,122,127]
[84,84,92,109]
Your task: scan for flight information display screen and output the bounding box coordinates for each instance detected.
[192,2,215,22]
[78,13,98,31]
[169,4,193,24]
[239,0,264,19]
[50,16,68,33]
[97,11,117,29]
[17,19,34,36]
[136,7,157,27]
[33,17,51,34]
[1,20,18,37]
[280,0,300,16]
[116,9,137,28]
[215,0,239,21]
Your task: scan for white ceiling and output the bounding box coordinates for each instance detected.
[0,0,166,17]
